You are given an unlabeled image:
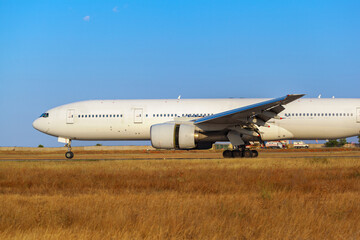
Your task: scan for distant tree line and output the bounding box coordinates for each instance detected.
[324,139,347,147]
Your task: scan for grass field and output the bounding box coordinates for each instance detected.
[0,149,360,239]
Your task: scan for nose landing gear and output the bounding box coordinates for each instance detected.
[65,140,74,159]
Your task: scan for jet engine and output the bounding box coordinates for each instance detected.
[151,123,211,149]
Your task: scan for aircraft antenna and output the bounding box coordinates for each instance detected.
[178,95,181,100]
[318,94,321,98]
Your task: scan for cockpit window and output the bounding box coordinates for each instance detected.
[40,113,49,118]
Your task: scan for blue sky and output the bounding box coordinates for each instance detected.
[0,0,359,147]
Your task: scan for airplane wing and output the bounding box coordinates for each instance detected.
[194,94,304,126]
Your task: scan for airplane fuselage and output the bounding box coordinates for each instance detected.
[33,98,360,142]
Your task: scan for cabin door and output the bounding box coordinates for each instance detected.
[66,109,75,124]
[357,108,360,123]
[133,108,143,124]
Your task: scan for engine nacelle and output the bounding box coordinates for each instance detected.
[150,123,197,149]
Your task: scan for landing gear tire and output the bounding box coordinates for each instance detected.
[232,150,243,158]
[223,150,233,158]
[65,151,74,159]
[243,149,253,158]
[251,150,258,158]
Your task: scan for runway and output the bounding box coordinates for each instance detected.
[1,147,359,161]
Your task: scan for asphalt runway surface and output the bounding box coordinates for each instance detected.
[1,148,359,161]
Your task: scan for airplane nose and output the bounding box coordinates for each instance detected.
[32,118,48,133]
[32,119,41,131]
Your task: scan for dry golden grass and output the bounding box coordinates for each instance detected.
[0,149,360,239]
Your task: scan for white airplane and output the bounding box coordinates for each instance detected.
[32,94,360,159]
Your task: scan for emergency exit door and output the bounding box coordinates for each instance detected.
[133,108,143,123]
[66,109,75,124]
[357,108,360,123]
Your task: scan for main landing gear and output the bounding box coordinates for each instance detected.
[65,140,74,159]
[223,147,258,158]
